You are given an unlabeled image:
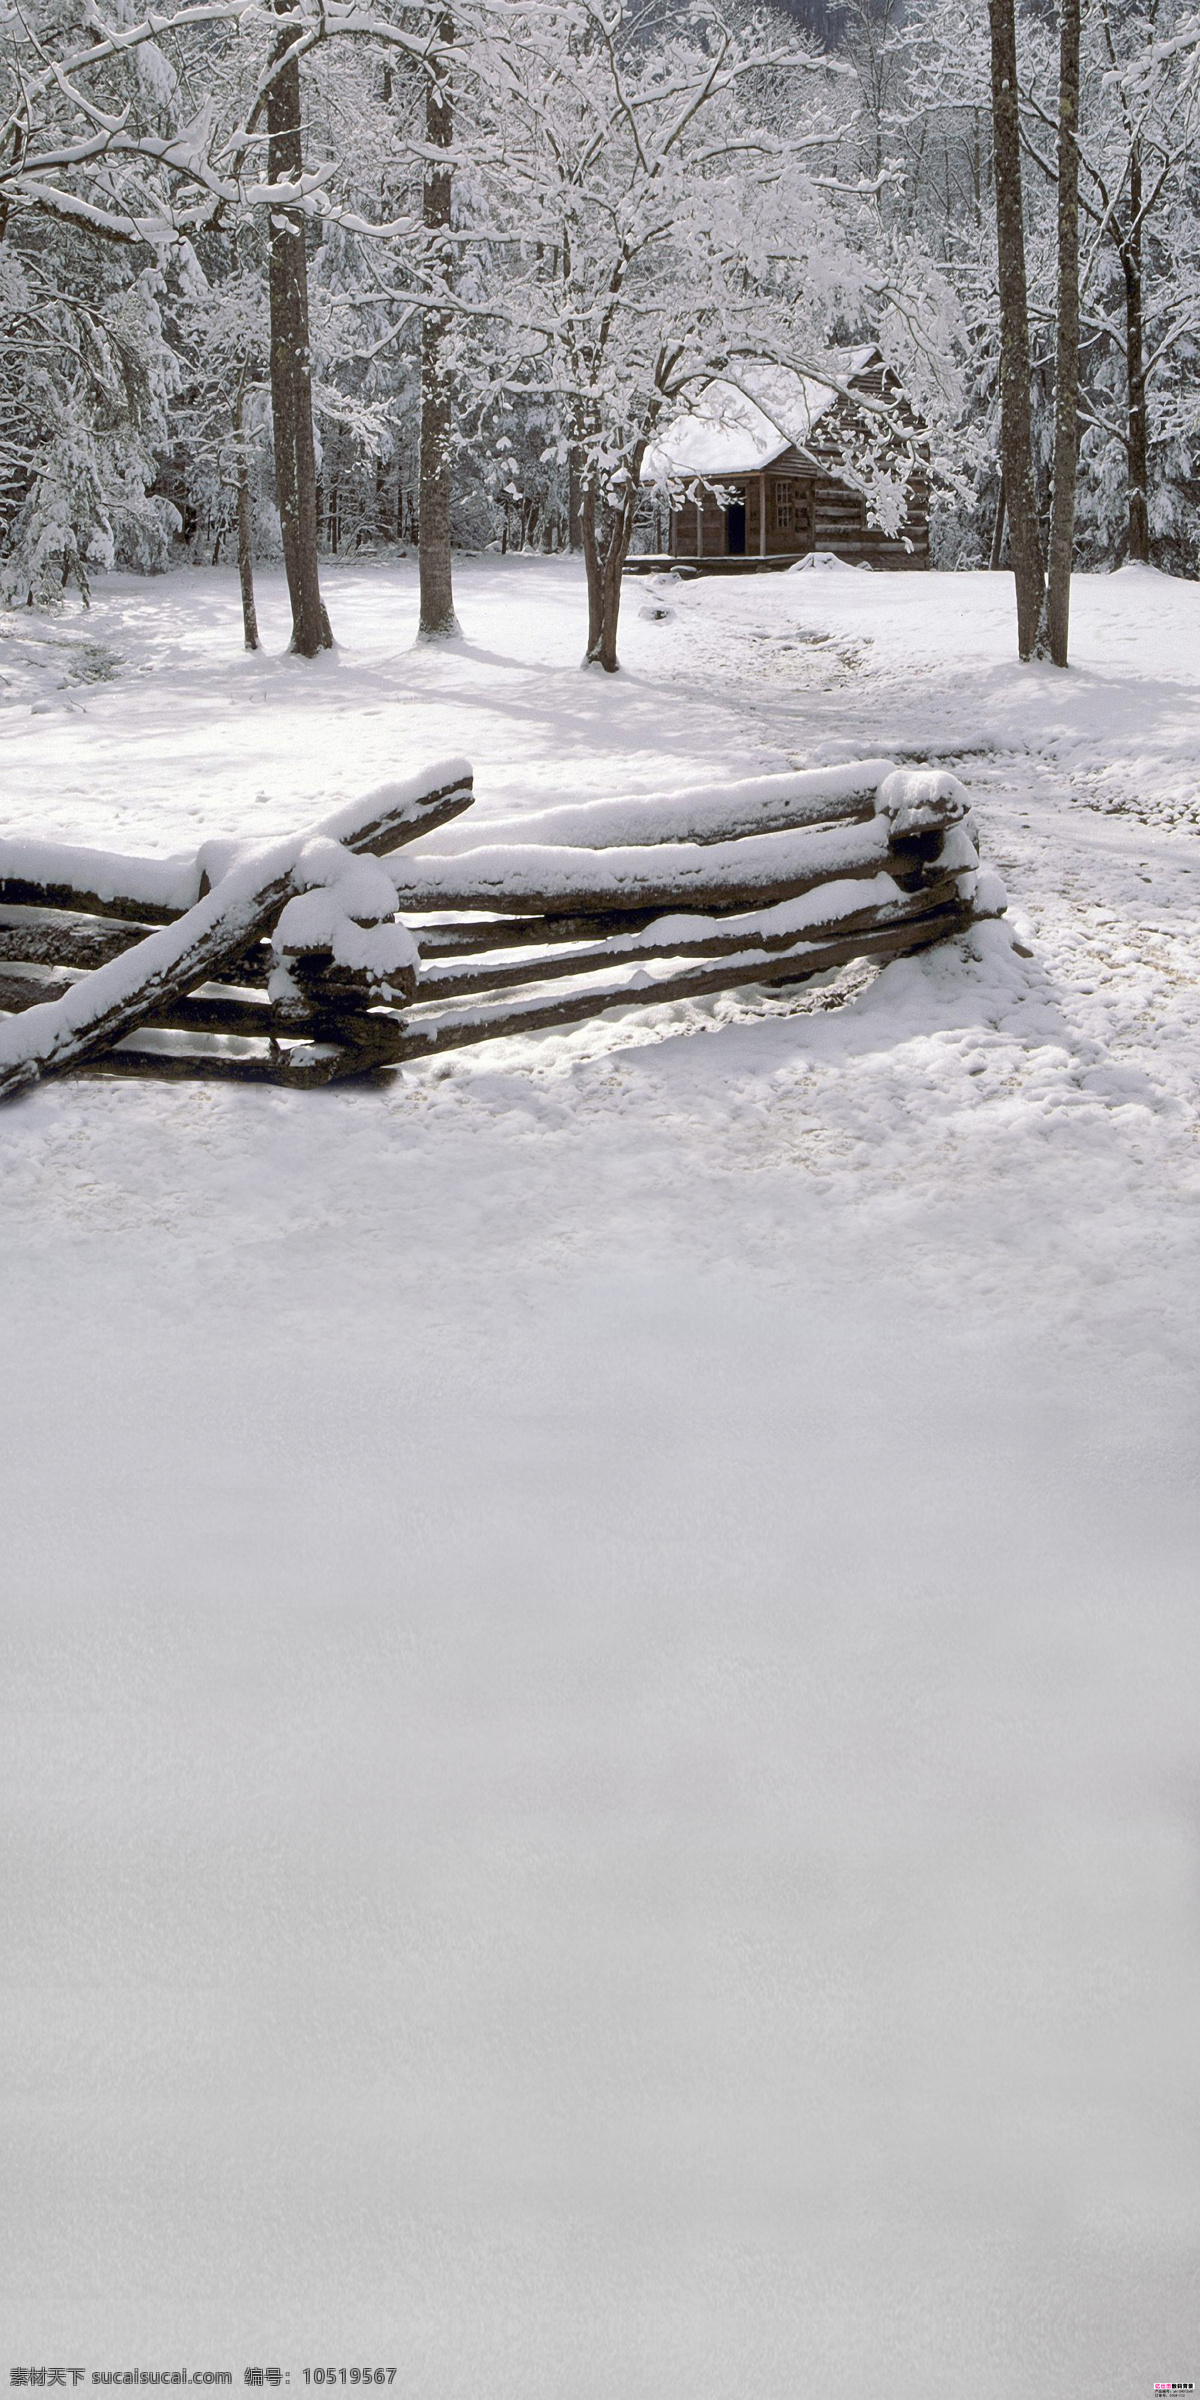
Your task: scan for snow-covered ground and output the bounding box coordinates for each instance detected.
[3,557,1199,2392]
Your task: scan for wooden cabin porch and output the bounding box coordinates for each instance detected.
[672,465,811,564]
[663,460,926,573]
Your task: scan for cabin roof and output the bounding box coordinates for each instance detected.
[643,347,883,484]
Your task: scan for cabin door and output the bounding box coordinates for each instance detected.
[726,498,746,555]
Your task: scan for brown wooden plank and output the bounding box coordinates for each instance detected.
[392,903,972,1063]
[418,765,893,858]
[412,909,670,957]
[0,874,185,928]
[413,874,966,1002]
[75,1012,407,1088]
[75,1040,361,1089]
[388,815,904,919]
[0,904,158,969]
[0,962,79,1013]
[0,957,292,1034]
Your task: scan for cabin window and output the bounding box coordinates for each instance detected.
[772,479,802,533]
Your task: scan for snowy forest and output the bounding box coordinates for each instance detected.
[5,0,1200,664]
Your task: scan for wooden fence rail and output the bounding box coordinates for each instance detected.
[0,760,1005,1101]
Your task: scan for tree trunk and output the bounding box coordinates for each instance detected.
[1123,144,1150,564]
[989,471,1007,568]
[988,0,1046,659]
[267,6,331,657]
[1046,0,1081,667]
[581,483,603,657]
[418,9,461,639]
[580,478,635,672]
[233,384,260,652]
[568,449,582,551]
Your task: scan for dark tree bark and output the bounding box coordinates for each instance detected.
[1046,0,1081,666]
[988,0,1046,659]
[233,383,260,653]
[989,471,1007,568]
[418,9,461,639]
[567,449,582,551]
[267,6,332,657]
[1121,143,1151,564]
[580,477,636,673]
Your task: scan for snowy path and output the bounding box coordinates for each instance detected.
[2,560,1199,2392]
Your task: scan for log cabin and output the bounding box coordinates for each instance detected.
[639,347,930,573]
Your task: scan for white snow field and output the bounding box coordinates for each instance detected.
[3,557,1199,2393]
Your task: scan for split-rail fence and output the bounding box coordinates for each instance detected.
[0,757,1006,1102]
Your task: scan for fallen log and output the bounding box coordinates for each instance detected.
[413,871,968,1002]
[0,769,473,1103]
[0,758,474,924]
[392,902,973,1063]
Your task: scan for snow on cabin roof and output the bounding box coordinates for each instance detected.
[643,347,882,484]
[644,384,794,480]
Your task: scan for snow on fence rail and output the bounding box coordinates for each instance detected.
[0,761,1006,1102]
